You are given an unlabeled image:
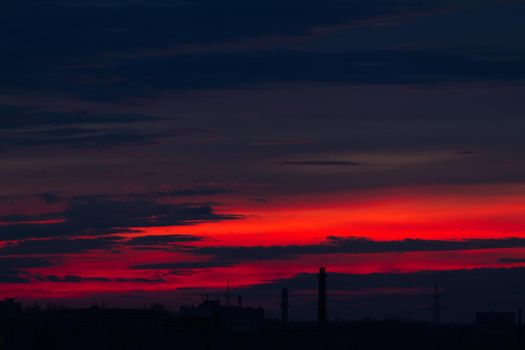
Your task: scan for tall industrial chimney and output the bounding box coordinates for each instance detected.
[317,267,327,326]
[281,288,289,324]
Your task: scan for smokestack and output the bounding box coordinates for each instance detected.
[318,267,327,326]
[281,288,289,324]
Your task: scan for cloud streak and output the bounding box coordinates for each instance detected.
[0,197,238,240]
[0,106,162,129]
[0,257,56,283]
[277,160,365,166]
[194,237,525,262]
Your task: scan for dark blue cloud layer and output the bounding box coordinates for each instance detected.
[1,1,524,99]
[0,197,238,240]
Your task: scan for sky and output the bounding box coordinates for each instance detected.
[1,0,525,322]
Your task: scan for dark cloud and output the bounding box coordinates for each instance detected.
[0,106,161,129]
[126,234,203,246]
[0,272,29,283]
[15,48,524,99]
[2,1,523,99]
[0,237,121,255]
[454,151,479,156]
[161,187,235,197]
[35,274,112,283]
[64,197,236,228]
[0,257,55,269]
[114,277,166,283]
[0,126,191,150]
[498,257,525,264]
[6,186,234,206]
[0,257,55,283]
[0,213,59,223]
[132,261,235,270]
[195,237,525,262]
[33,274,166,283]
[277,160,365,166]
[0,197,238,240]
[35,193,62,204]
[131,237,525,273]
[0,106,185,151]
[0,0,452,61]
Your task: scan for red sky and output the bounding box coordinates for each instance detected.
[3,183,525,307]
[2,0,525,322]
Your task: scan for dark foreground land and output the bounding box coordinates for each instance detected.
[1,308,522,350]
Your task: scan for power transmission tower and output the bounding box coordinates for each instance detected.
[427,282,446,324]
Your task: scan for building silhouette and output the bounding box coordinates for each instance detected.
[179,298,264,333]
